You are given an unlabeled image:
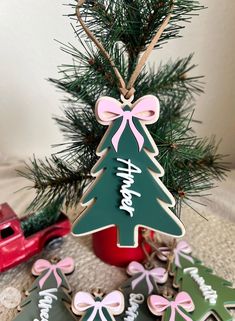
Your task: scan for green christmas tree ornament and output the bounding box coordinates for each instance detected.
[174,259,235,321]
[73,95,185,247]
[158,241,235,321]
[116,261,168,321]
[13,257,77,321]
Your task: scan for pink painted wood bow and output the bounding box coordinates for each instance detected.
[32,257,75,289]
[73,291,124,321]
[127,261,168,294]
[148,291,195,321]
[158,241,194,268]
[96,95,159,152]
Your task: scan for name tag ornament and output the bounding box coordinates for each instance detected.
[162,241,235,321]
[116,260,168,321]
[73,95,185,247]
[127,261,168,295]
[13,258,77,321]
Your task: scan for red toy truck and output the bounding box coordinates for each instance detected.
[0,203,71,272]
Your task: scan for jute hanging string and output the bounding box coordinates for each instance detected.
[76,0,173,99]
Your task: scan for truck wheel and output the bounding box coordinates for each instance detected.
[46,237,64,250]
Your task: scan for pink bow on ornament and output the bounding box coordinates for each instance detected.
[127,261,168,294]
[96,95,159,152]
[72,291,124,321]
[173,241,194,268]
[32,257,75,289]
[158,241,194,268]
[148,291,195,321]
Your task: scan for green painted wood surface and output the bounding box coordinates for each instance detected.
[172,255,235,321]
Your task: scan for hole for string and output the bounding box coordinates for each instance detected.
[120,94,134,106]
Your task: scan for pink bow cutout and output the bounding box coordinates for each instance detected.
[96,95,159,152]
[148,291,195,321]
[127,261,168,294]
[32,257,75,289]
[158,241,194,268]
[72,291,124,321]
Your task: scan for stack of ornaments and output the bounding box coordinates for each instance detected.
[13,239,235,321]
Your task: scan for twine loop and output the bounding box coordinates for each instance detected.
[76,0,174,99]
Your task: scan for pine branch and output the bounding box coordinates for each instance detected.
[69,0,204,57]
[50,45,203,106]
[19,156,92,210]
[154,123,228,216]
[53,106,103,163]
[64,0,204,89]
[137,55,204,99]
[49,39,126,105]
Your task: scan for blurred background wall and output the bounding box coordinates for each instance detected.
[0,0,234,165]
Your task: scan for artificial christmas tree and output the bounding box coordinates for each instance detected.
[21,0,228,262]
[22,0,227,216]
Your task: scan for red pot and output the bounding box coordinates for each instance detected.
[92,227,153,267]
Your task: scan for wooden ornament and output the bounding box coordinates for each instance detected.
[73,95,185,247]
[13,257,76,321]
[158,241,235,321]
[116,261,168,321]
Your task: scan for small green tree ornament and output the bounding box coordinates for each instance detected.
[174,260,235,321]
[165,241,235,321]
[13,258,76,321]
[116,261,168,321]
[73,95,185,247]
